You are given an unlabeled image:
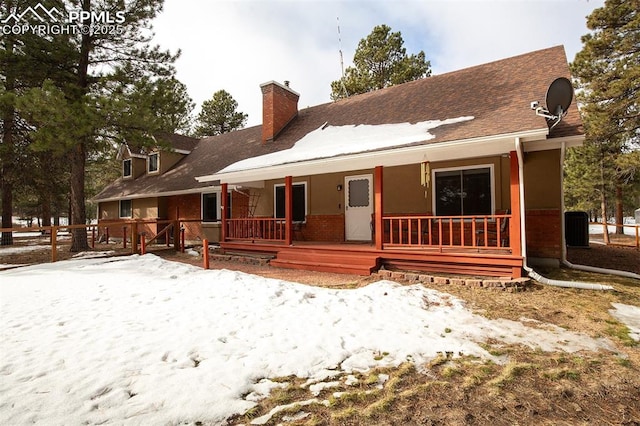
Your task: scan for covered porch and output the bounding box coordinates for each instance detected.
[217,151,524,278]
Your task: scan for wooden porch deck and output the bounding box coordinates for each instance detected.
[220,240,524,278]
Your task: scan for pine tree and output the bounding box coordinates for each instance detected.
[15,0,178,251]
[570,0,640,239]
[330,24,431,100]
[1,0,76,244]
[194,90,247,137]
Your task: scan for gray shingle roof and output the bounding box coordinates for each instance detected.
[93,45,582,202]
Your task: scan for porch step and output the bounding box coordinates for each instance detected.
[271,248,380,276]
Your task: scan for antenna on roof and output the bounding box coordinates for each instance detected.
[530,77,573,130]
[337,17,349,98]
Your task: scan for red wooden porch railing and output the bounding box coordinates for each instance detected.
[225,218,287,242]
[382,214,512,250]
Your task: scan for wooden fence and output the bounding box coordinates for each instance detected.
[0,219,202,263]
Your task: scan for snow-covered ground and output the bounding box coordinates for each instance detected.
[0,254,633,425]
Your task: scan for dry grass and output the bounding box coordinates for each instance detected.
[222,267,640,426]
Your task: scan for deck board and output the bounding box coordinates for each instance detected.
[220,241,523,278]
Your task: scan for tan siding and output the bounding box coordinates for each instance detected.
[132,198,159,219]
[99,201,119,220]
[523,150,561,209]
[383,164,429,214]
[159,151,184,174]
[132,157,146,178]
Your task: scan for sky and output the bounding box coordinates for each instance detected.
[150,0,605,127]
[1,253,632,424]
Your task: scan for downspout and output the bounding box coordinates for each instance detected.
[558,142,640,281]
[515,138,615,290]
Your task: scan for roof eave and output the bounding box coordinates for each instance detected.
[197,128,550,185]
[92,185,219,203]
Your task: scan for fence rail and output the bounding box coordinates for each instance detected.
[0,219,202,262]
[588,222,640,249]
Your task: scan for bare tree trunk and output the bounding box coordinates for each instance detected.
[1,30,15,246]
[600,161,611,244]
[69,0,92,252]
[41,190,51,228]
[615,184,624,235]
[70,141,88,251]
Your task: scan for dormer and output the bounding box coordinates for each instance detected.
[117,134,199,179]
[118,144,146,179]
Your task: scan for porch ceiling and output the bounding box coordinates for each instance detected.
[196,128,548,185]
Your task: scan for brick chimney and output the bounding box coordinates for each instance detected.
[260,80,300,143]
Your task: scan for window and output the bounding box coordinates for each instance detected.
[148,152,159,173]
[433,166,493,216]
[123,159,132,177]
[202,193,218,222]
[202,192,231,222]
[119,199,132,218]
[274,183,307,222]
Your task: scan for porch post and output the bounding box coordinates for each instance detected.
[374,166,383,250]
[221,183,228,242]
[285,176,293,245]
[509,151,522,258]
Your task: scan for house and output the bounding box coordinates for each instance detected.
[94,46,583,278]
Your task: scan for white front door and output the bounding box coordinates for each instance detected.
[345,174,373,241]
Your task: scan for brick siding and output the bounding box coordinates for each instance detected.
[525,209,562,259]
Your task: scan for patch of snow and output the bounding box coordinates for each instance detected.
[71,251,115,259]
[0,254,614,425]
[309,381,341,396]
[375,373,390,389]
[281,411,311,422]
[244,379,288,402]
[344,374,358,386]
[250,399,328,425]
[609,303,640,341]
[186,248,200,257]
[0,244,49,256]
[220,117,474,173]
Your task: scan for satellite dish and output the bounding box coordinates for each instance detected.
[531,77,574,129]
[546,77,573,117]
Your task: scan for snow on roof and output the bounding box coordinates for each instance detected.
[220,116,474,174]
[0,254,617,424]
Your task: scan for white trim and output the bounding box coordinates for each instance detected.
[197,128,549,185]
[122,158,132,178]
[201,190,222,224]
[273,181,308,222]
[431,164,495,216]
[524,134,584,152]
[147,152,160,174]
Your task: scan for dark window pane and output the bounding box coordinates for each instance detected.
[275,184,306,222]
[275,186,285,219]
[202,193,218,222]
[148,153,158,172]
[120,200,132,218]
[292,185,306,222]
[123,159,131,177]
[435,171,462,216]
[462,168,491,215]
[435,168,491,216]
[348,179,370,207]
